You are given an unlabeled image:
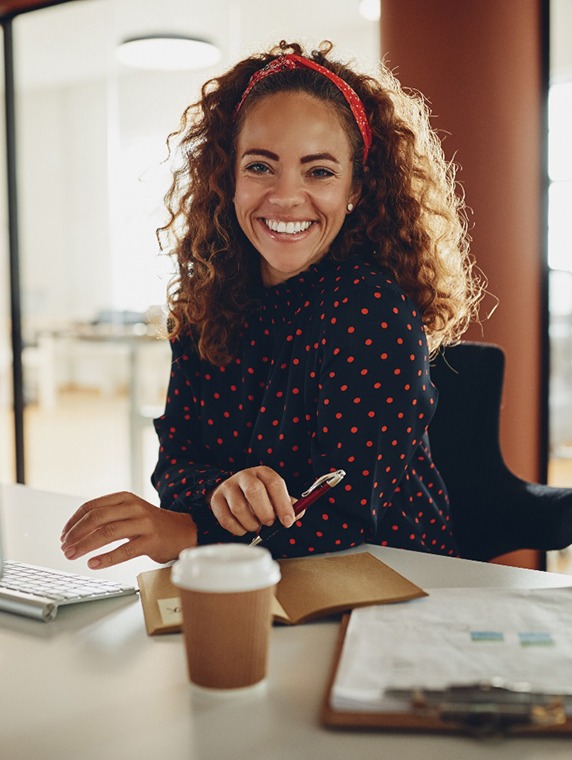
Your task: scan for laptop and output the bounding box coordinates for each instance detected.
[0,490,137,622]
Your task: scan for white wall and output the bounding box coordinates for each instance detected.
[19,79,112,327]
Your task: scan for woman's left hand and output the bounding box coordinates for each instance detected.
[60,491,198,568]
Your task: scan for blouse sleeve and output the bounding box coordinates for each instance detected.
[151,336,234,542]
[266,274,439,557]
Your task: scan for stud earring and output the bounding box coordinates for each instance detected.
[346,203,354,213]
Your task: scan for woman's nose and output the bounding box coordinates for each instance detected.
[267,171,305,207]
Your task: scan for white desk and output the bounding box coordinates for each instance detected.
[2,483,572,760]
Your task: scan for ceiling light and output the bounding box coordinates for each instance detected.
[116,35,221,71]
[359,0,381,22]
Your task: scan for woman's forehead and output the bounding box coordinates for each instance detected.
[235,91,351,152]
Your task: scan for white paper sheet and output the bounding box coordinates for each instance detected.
[331,587,572,713]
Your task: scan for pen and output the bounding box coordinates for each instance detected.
[250,469,346,547]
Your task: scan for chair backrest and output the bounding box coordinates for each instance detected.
[429,341,506,479]
[430,341,572,562]
[429,342,523,560]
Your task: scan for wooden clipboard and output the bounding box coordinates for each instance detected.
[321,614,572,737]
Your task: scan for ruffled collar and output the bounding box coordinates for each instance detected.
[256,255,333,322]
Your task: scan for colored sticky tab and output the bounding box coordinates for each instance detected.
[470,630,504,642]
[519,632,555,647]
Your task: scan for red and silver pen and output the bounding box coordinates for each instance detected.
[250,469,346,547]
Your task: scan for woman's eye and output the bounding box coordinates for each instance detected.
[309,167,335,179]
[245,162,270,174]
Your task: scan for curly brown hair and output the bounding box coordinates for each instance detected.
[158,40,482,365]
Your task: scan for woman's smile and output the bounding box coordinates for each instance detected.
[261,218,315,235]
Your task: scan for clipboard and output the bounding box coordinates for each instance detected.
[321,613,572,737]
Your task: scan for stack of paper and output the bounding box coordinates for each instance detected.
[331,586,572,714]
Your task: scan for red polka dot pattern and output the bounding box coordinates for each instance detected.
[152,252,458,559]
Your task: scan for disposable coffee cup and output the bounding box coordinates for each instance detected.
[171,543,281,694]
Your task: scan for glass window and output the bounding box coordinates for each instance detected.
[546,1,572,572]
[0,26,13,483]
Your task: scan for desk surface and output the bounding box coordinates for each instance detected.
[2,483,572,760]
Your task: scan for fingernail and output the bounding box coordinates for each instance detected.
[282,515,294,528]
[88,557,101,569]
[64,546,76,559]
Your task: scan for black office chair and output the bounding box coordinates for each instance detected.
[429,341,572,562]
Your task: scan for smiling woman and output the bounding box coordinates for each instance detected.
[60,39,484,571]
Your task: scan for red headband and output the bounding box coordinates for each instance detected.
[233,53,372,164]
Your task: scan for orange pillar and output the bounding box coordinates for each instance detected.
[382,0,546,568]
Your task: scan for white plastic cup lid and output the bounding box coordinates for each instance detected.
[171,543,281,593]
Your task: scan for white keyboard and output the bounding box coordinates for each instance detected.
[0,560,137,621]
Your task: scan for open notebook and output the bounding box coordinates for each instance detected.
[0,492,137,622]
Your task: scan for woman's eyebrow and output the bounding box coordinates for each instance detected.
[241,149,341,165]
[241,148,279,160]
[301,152,340,165]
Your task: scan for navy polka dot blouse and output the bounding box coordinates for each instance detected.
[152,250,458,559]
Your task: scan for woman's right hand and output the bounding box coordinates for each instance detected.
[60,491,198,569]
[209,466,295,536]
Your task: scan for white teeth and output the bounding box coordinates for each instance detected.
[264,219,312,234]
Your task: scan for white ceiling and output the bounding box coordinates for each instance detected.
[11,0,381,89]
[9,0,572,90]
